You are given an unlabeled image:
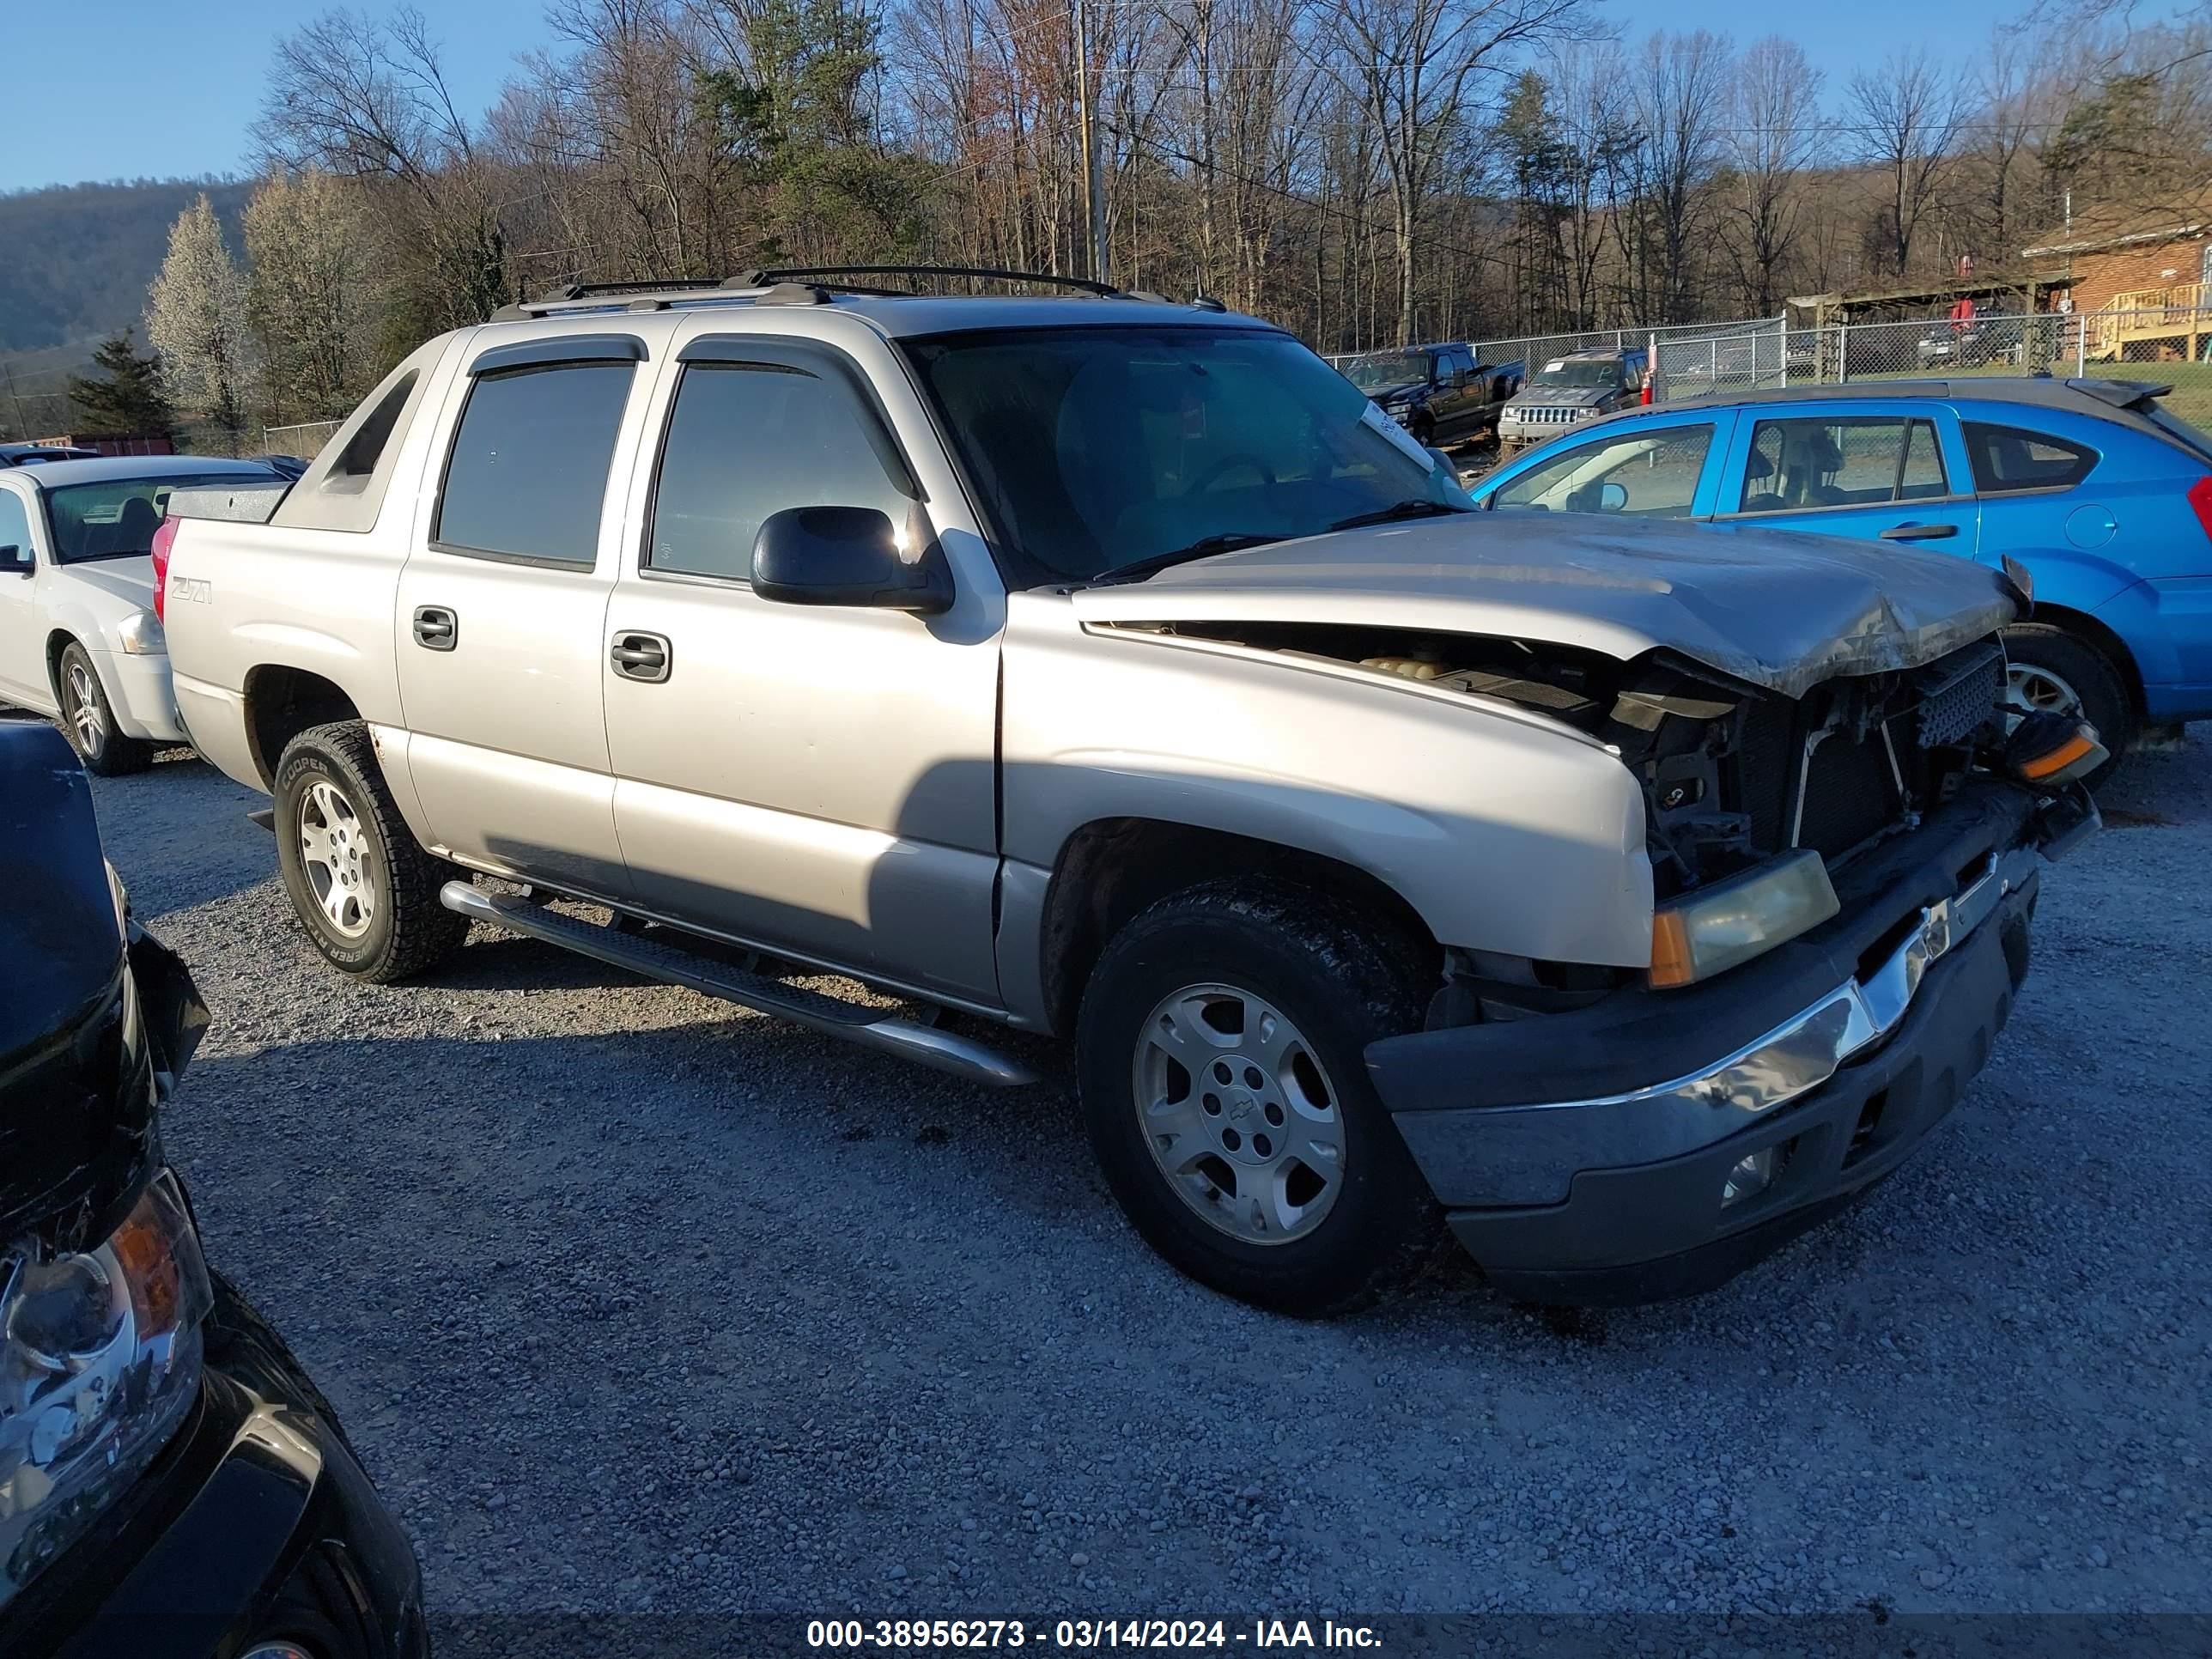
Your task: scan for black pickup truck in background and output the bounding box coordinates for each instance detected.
[1341,343,1526,447]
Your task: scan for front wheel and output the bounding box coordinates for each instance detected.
[1075,878,1441,1317]
[55,641,150,776]
[272,721,467,981]
[2000,623,2134,788]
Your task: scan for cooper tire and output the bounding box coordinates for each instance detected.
[1076,878,1441,1317]
[272,720,466,982]
[55,640,151,776]
[2001,623,2135,788]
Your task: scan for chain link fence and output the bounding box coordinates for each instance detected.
[1462,319,1790,394]
[262,419,343,459]
[1346,303,2212,438]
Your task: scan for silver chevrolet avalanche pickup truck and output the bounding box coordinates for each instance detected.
[158,270,2103,1316]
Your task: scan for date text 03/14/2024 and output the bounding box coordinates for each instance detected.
[804,1619,1386,1650]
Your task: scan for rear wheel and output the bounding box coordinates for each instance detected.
[2000,623,2134,787]
[54,641,150,776]
[273,721,466,981]
[1076,878,1440,1317]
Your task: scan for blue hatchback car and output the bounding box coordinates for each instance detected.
[1468,377,2212,769]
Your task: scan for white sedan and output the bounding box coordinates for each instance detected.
[0,454,286,773]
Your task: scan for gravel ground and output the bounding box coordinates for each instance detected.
[77,733,2212,1620]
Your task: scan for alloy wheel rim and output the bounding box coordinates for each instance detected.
[64,662,103,754]
[298,779,376,939]
[1131,981,1346,1246]
[2001,663,2084,729]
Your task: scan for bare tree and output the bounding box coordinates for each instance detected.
[1630,30,1730,322]
[257,7,508,330]
[1542,40,1639,328]
[1959,24,2054,261]
[1719,35,1822,313]
[1849,49,1965,278]
[1318,0,1583,343]
[146,196,256,450]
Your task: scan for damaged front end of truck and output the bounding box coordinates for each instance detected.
[1066,513,2102,1303]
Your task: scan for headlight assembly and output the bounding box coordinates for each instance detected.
[116,608,166,656]
[1,1171,210,1611]
[1650,849,1840,988]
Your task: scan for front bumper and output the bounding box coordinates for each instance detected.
[1498,406,1604,446]
[2,1273,426,1659]
[1367,780,2093,1305]
[94,648,188,744]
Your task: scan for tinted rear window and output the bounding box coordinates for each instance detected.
[1962,422,2099,493]
[435,362,633,566]
[43,472,274,563]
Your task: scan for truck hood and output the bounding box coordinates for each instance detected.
[1508,384,1614,409]
[56,558,155,606]
[1068,511,2021,700]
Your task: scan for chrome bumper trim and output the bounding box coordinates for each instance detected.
[1508,845,2039,1118]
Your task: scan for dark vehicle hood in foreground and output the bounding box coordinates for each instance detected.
[1071,510,2021,700]
[0,722,152,1249]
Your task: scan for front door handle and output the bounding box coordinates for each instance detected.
[412,605,457,649]
[1879,522,1959,541]
[610,631,672,683]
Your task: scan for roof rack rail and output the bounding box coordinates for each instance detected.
[491,278,733,321]
[483,264,1206,324]
[744,264,1122,298]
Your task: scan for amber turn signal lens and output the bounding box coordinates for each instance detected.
[2018,729,2096,781]
[1650,909,1696,989]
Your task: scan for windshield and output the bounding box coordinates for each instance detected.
[1533,358,1624,389]
[1342,351,1431,390]
[903,326,1462,583]
[41,473,261,563]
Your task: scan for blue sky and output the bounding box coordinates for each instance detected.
[0,0,2098,194]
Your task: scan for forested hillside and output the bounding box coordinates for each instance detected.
[0,180,248,436]
[0,180,248,355]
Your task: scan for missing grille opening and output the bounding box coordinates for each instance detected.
[1844,1089,1890,1166]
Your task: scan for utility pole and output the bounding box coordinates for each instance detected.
[1073,0,1109,286]
[1,361,30,440]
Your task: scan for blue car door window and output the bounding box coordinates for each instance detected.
[1961,422,2099,492]
[1899,419,1947,501]
[1491,423,1714,518]
[1736,416,1947,514]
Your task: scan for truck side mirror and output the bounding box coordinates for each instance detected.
[750,506,952,615]
[0,544,30,577]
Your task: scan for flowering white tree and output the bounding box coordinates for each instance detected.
[245,170,378,423]
[146,194,257,450]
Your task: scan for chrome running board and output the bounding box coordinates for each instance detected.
[439,881,1036,1088]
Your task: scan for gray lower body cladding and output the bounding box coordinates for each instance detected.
[1365,779,2081,1304]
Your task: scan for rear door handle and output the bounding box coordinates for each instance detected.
[1879,522,1959,541]
[412,605,457,649]
[610,631,672,683]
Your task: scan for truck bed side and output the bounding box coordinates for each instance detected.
[165,337,464,793]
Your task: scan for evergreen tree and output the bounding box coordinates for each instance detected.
[66,328,176,439]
